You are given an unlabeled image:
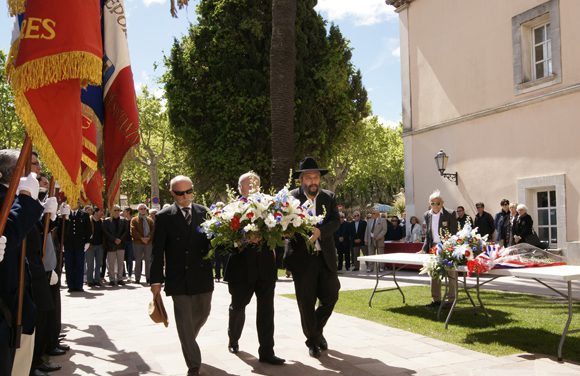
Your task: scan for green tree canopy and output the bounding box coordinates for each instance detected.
[0,50,25,149]
[164,0,369,197]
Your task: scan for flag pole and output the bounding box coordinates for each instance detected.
[0,135,33,349]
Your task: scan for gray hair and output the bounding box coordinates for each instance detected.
[238,171,261,194]
[137,203,149,211]
[428,189,443,202]
[169,175,193,190]
[516,204,528,212]
[0,149,20,185]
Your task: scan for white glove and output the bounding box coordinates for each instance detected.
[0,236,5,263]
[59,203,71,218]
[43,197,58,221]
[84,243,90,252]
[49,270,58,285]
[17,173,39,200]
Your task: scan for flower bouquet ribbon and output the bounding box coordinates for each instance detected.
[467,243,566,277]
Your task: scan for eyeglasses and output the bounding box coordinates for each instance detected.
[173,188,193,196]
[353,214,360,217]
[430,202,441,206]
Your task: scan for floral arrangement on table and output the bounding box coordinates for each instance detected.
[466,243,566,276]
[201,185,324,257]
[420,222,489,280]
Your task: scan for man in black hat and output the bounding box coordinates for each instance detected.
[283,157,340,359]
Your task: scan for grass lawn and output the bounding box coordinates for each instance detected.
[285,286,580,362]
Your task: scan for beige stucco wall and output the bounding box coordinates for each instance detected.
[406,89,580,240]
[404,0,580,129]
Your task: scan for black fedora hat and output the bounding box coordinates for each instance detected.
[293,157,328,179]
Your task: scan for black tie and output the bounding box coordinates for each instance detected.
[371,219,376,232]
[182,207,192,225]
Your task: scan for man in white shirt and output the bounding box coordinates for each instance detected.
[421,190,458,307]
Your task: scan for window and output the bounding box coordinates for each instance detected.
[512,0,561,94]
[531,23,552,80]
[536,190,557,246]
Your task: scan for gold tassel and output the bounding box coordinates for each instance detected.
[14,91,82,205]
[105,145,137,210]
[7,0,25,16]
[7,51,102,93]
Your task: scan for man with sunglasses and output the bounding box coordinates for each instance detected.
[151,175,213,376]
[421,190,458,308]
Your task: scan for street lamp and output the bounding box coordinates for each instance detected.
[434,149,458,185]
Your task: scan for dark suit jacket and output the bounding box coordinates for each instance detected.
[349,220,367,247]
[102,217,129,251]
[223,244,276,284]
[60,209,92,250]
[0,190,44,345]
[422,208,458,252]
[150,203,213,296]
[283,188,340,273]
[334,221,351,252]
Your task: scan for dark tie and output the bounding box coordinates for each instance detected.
[371,219,376,232]
[182,207,192,225]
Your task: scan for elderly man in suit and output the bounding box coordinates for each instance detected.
[364,209,388,273]
[151,175,213,376]
[224,172,284,365]
[421,190,458,307]
[283,157,340,359]
[348,210,366,271]
[130,204,155,284]
[102,205,129,286]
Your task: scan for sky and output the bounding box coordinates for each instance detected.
[0,0,402,126]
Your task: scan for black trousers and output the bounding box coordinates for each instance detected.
[228,278,275,358]
[292,255,340,347]
[337,246,350,270]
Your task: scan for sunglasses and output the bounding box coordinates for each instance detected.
[173,188,194,196]
[430,202,441,206]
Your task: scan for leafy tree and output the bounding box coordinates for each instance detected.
[0,50,25,149]
[327,117,404,208]
[164,0,369,197]
[120,87,193,206]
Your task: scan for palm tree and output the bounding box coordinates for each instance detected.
[270,0,296,189]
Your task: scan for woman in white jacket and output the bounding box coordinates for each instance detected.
[405,216,422,242]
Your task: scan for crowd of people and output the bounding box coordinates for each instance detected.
[0,145,548,376]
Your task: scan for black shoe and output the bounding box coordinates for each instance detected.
[87,282,95,287]
[228,342,239,354]
[109,281,116,286]
[352,268,359,271]
[425,301,441,308]
[94,282,102,287]
[30,369,49,376]
[117,280,125,286]
[319,337,328,351]
[37,361,62,372]
[57,343,70,351]
[259,355,285,365]
[308,345,321,358]
[47,347,66,356]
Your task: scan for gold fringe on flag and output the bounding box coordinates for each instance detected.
[7,51,102,93]
[7,0,26,16]
[106,145,137,211]
[13,91,82,205]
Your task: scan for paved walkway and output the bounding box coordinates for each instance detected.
[50,264,580,376]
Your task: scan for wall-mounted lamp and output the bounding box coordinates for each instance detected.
[434,149,458,185]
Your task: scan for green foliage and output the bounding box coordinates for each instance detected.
[121,86,193,206]
[164,0,369,198]
[0,50,25,149]
[327,117,404,208]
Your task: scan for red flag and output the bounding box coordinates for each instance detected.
[7,0,102,204]
[102,0,140,209]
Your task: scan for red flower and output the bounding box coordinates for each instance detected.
[465,250,471,258]
[246,212,254,219]
[274,212,282,218]
[231,216,241,231]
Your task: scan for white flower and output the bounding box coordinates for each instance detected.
[264,214,277,229]
[244,223,258,233]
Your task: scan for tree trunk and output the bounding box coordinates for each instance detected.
[148,159,161,209]
[270,0,297,189]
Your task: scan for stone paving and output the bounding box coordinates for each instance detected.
[49,262,580,375]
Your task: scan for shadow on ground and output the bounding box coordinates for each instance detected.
[235,349,415,375]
